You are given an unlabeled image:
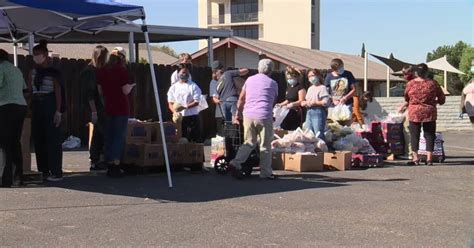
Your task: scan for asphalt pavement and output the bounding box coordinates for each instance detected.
[1,131,473,247]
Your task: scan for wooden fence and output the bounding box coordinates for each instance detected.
[15,55,308,145]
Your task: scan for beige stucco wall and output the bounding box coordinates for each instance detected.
[198,0,319,49]
[234,47,259,69]
[261,0,312,49]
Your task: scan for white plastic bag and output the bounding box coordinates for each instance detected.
[330,104,351,122]
[62,136,81,149]
[197,95,209,113]
[273,105,290,129]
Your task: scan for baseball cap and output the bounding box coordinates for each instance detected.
[112,46,126,58]
[211,60,223,71]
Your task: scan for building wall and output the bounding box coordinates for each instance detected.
[234,47,259,68]
[198,0,319,49]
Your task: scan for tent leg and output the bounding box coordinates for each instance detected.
[13,43,18,67]
[142,19,173,188]
[207,36,214,67]
[364,51,368,91]
[28,33,34,55]
[129,32,135,63]
[444,70,448,91]
[135,42,139,63]
[386,66,390,98]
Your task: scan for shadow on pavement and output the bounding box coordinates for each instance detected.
[24,170,408,203]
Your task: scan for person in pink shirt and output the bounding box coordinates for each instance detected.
[461,79,474,127]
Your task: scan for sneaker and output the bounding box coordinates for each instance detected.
[106,166,124,178]
[46,175,63,182]
[260,174,277,180]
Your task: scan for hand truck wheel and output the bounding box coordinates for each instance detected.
[214,156,229,174]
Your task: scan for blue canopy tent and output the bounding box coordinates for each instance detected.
[0,0,175,187]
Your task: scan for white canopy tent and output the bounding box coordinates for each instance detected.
[426,55,466,90]
[0,0,232,188]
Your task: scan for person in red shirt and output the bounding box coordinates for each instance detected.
[97,48,135,177]
[403,63,445,166]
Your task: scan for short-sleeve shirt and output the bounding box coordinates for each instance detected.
[209,79,222,118]
[404,79,446,123]
[0,61,26,106]
[324,70,356,105]
[217,70,240,102]
[242,74,279,120]
[80,65,104,112]
[463,83,474,117]
[167,80,202,117]
[97,65,130,116]
[305,84,330,108]
[285,83,303,102]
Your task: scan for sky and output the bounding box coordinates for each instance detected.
[118,0,473,63]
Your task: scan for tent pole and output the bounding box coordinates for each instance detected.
[135,42,139,63]
[364,51,368,91]
[28,33,34,55]
[128,32,135,63]
[142,19,173,188]
[207,36,214,67]
[444,70,448,91]
[386,66,390,98]
[13,43,18,67]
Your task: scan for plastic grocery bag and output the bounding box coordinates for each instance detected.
[273,105,290,129]
[197,95,209,113]
[330,104,351,122]
[62,136,81,149]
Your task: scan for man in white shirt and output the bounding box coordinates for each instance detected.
[170,53,193,85]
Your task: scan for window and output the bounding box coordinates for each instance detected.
[311,23,315,33]
[231,0,258,23]
[312,0,315,6]
[232,25,259,39]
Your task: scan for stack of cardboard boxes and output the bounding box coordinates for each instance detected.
[121,121,204,168]
[272,151,352,172]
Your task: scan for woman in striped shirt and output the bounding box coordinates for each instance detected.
[27,40,64,182]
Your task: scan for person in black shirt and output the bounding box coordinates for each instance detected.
[277,67,306,130]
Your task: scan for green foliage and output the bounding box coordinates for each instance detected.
[426,41,471,94]
[139,57,148,64]
[459,46,474,84]
[151,45,178,58]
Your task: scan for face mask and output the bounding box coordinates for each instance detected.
[33,55,45,65]
[287,78,297,86]
[180,74,189,81]
[404,73,414,81]
[337,67,344,75]
[309,76,319,85]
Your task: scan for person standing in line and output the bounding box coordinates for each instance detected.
[403,63,445,166]
[212,60,249,122]
[460,79,474,127]
[0,49,28,187]
[277,67,306,130]
[229,59,279,180]
[80,45,108,171]
[171,53,193,85]
[27,40,64,182]
[209,71,223,136]
[167,64,202,142]
[97,48,135,178]
[325,58,356,116]
[301,69,330,141]
[398,65,415,159]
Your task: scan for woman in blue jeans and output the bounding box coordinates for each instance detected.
[301,69,330,141]
[97,47,135,178]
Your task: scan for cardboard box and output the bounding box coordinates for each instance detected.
[136,144,165,167]
[184,143,204,164]
[126,122,152,144]
[21,118,31,173]
[272,152,285,170]
[122,143,141,165]
[166,143,185,165]
[285,152,324,172]
[324,151,352,171]
[352,153,384,168]
[151,122,180,144]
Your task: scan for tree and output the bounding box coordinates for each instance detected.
[459,46,474,84]
[153,45,178,58]
[426,41,470,94]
